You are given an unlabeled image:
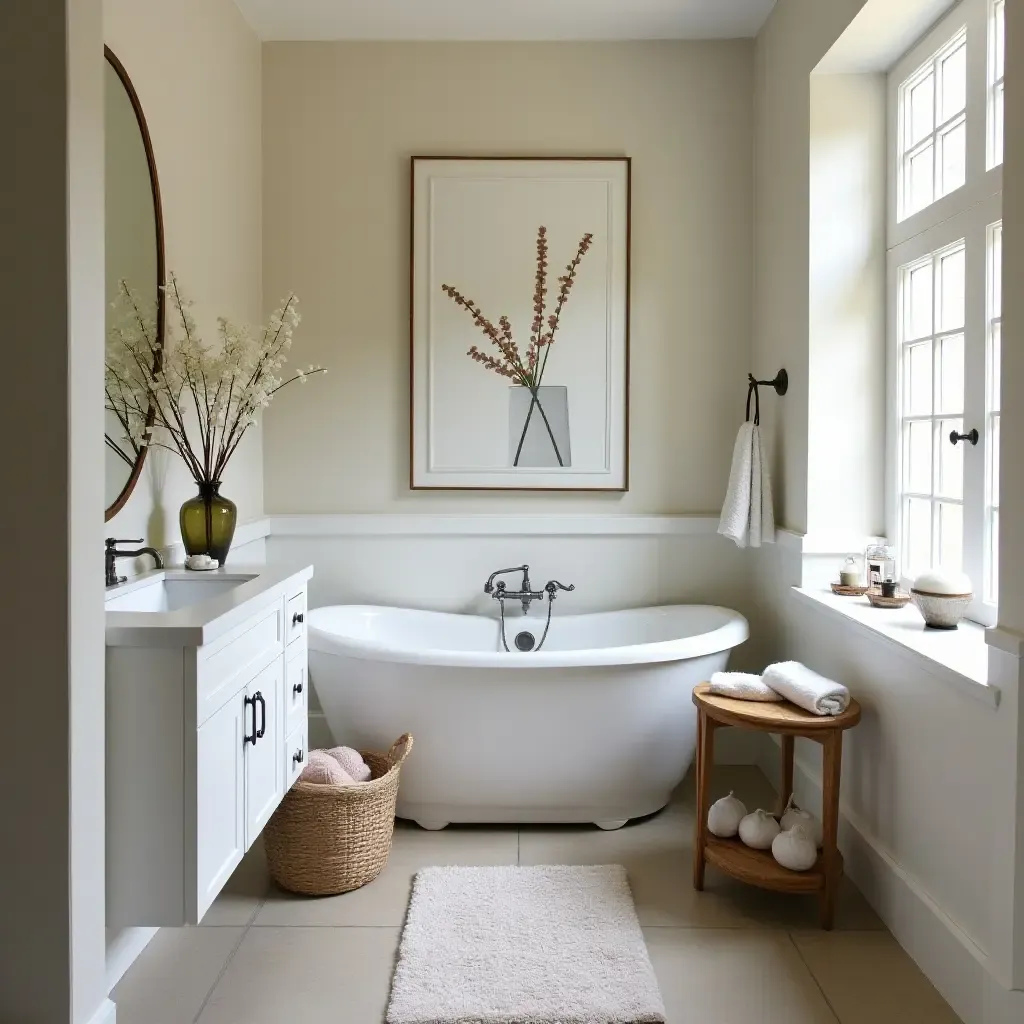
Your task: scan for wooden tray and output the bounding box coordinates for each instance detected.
[867,590,910,609]
[704,834,836,893]
[831,582,869,597]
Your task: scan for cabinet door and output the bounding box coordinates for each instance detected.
[245,659,284,844]
[195,690,246,921]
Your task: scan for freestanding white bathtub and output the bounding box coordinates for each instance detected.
[308,604,748,830]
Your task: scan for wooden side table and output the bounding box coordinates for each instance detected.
[691,682,862,929]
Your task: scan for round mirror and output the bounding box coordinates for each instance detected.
[104,46,164,520]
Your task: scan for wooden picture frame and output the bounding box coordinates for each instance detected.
[410,156,631,491]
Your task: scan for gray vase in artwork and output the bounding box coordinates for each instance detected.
[508,386,572,468]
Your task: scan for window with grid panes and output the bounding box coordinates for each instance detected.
[888,0,1003,625]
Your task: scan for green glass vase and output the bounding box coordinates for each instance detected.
[180,481,237,565]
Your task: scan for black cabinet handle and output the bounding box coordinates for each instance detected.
[243,694,257,747]
[255,691,266,739]
[293,680,304,696]
[292,612,305,626]
[292,749,305,766]
[950,428,979,446]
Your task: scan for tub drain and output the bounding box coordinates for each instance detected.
[514,631,536,652]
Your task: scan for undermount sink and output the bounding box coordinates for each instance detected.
[105,572,258,613]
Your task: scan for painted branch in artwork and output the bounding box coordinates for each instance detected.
[440,225,593,466]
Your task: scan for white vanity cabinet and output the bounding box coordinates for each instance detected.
[106,565,313,927]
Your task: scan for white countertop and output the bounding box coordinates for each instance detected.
[105,564,314,648]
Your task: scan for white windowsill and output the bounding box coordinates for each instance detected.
[791,587,999,708]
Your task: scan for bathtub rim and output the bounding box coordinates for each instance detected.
[307,603,748,670]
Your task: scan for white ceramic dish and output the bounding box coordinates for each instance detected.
[910,589,972,630]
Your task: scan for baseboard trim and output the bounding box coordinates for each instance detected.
[766,739,1020,1024]
[85,997,117,1024]
[106,926,158,992]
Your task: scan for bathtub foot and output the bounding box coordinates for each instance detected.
[595,819,628,831]
[414,819,450,831]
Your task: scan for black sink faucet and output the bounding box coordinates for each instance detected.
[105,537,164,588]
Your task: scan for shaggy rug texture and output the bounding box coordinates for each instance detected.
[386,864,666,1024]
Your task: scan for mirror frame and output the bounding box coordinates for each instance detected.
[104,45,166,521]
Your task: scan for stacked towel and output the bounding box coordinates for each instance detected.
[762,661,851,716]
[326,746,372,782]
[718,421,775,549]
[300,750,355,786]
[709,671,783,702]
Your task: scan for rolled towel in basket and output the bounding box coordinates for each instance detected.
[325,746,372,783]
[709,671,784,702]
[300,749,355,786]
[762,661,850,717]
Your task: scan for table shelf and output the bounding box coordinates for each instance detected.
[705,834,839,894]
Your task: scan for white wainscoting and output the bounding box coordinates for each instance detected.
[265,514,774,764]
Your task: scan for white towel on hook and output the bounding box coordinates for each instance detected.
[763,661,851,717]
[718,421,775,548]
[708,672,784,702]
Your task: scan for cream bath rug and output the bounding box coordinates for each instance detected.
[386,864,666,1024]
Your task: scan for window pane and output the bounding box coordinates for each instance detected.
[937,502,963,573]
[940,42,967,121]
[906,341,933,415]
[937,419,964,499]
[905,420,933,494]
[906,262,933,339]
[989,510,999,603]
[909,73,935,148]
[938,247,965,331]
[995,0,1005,82]
[991,320,1001,411]
[993,82,1004,166]
[939,119,967,196]
[991,225,1003,319]
[936,334,964,414]
[908,144,935,215]
[991,414,1000,507]
[905,498,933,578]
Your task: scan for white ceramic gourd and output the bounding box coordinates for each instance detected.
[707,791,747,838]
[779,795,823,849]
[772,823,819,871]
[738,808,781,850]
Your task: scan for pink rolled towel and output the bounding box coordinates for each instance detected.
[325,746,372,782]
[300,749,355,786]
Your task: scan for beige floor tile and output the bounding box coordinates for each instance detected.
[254,822,518,927]
[201,841,270,927]
[112,925,244,1024]
[792,931,963,1023]
[645,927,839,1023]
[197,926,399,1024]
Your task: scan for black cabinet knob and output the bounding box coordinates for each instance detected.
[292,749,304,766]
[293,681,304,695]
[292,612,305,626]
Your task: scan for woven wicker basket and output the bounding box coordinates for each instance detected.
[264,733,413,896]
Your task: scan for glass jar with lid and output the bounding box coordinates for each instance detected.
[865,541,896,591]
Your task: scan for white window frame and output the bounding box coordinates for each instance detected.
[887,0,1003,626]
[988,0,1005,169]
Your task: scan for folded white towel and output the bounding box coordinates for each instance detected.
[718,421,775,548]
[709,671,784,702]
[763,661,850,716]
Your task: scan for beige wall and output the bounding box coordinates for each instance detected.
[261,41,754,514]
[105,0,264,545]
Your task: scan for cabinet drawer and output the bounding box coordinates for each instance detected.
[284,649,308,738]
[197,604,283,726]
[285,719,309,790]
[286,590,307,647]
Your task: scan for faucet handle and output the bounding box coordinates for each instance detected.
[106,537,143,548]
[545,580,575,596]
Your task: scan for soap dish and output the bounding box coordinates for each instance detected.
[831,582,869,597]
[867,590,910,609]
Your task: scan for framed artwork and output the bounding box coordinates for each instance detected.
[410,156,631,490]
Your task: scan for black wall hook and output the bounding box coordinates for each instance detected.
[745,368,788,425]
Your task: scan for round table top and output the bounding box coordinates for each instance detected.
[692,683,862,732]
